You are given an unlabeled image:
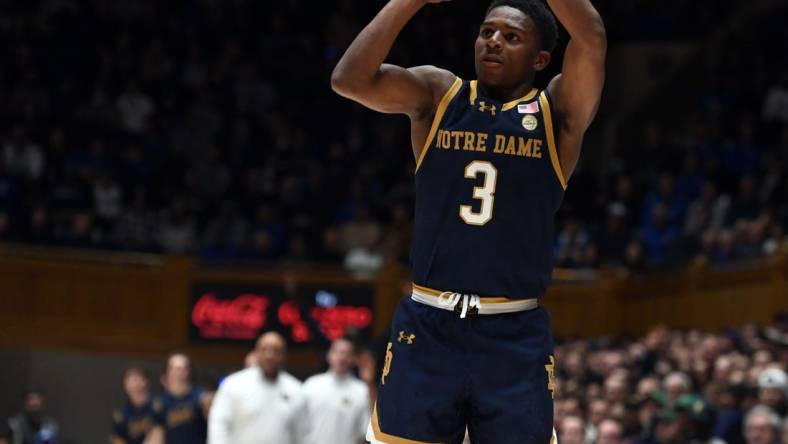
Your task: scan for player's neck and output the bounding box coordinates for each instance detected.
[129,393,149,408]
[478,81,534,103]
[167,382,191,397]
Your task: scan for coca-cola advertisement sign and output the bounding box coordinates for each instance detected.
[191,294,270,340]
[189,283,374,345]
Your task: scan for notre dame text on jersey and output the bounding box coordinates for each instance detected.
[411,78,566,299]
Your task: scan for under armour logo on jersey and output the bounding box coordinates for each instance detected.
[477,101,496,116]
[397,331,416,344]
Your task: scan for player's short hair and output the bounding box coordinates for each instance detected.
[122,366,151,382]
[486,0,558,52]
[164,351,194,380]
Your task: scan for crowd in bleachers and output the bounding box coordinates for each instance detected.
[553,314,788,444]
[0,0,785,273]
[554,0,788,270]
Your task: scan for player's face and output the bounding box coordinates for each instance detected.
[124,373,150,400]
[166,354,191,385]
[475,6,549,91]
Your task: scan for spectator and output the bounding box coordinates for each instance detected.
[651,410,686,444]
[556,219,592,268]
[115,82,156,134]
[744,405,780,444]
[208,332,308,444]
[22,206,53,245]
[757,369,788,417]
[728,177,760,225]
[605,375,629,406]
[2,126,44,182]
[200,202,249,260]
[340,207,383,276]
[156,353,211,444]
[303,338,370,444]
[641,204,679,266]
[93,174,124,225]
[598,203,631,265]
[559,415,586,444]
[110,188,156,251]
[597,418,624,444]
[623,240,647,271]
[675,394,722,444]
[683,181,729,239]
[762,72,788,124]
[7,389,59,444]
[642,174,686,231]
[157,205,197,254]
[663,372,692,407]
[587,399,610,443]
[110,367,164,444]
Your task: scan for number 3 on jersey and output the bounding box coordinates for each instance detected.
[459,160,497,226]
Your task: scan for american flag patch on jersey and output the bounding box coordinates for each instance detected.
[517,101,540,114]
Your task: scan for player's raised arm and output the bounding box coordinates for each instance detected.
[330,0,455,119]
[545,0,606,180]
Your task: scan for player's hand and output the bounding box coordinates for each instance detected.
[420,0,451,4]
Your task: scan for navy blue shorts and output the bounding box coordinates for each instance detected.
[369,296,555,444]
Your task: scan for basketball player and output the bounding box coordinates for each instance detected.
[155,353,211,444]
[110,367,164,444]
[332,0,605,442]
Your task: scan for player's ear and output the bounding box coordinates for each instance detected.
[534,50,551,71]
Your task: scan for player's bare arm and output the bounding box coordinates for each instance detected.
[545,0,606,181]
[330,0,456,161]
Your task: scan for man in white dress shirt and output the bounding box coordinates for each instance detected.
[303,338,370,444]
[208,332,308,444]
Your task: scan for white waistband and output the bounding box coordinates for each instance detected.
[411,288,538,317]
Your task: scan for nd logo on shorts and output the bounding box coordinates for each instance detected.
[545,355,556,398]
[381,342,393,385]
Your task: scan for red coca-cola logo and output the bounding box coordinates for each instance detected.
[191,293,269,340]
[311,306,373,341]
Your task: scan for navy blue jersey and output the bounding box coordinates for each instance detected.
[111,400,158,444]
[154,388,207,444]
[412,78,566,299]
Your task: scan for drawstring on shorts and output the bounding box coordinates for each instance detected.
[437,291,481,318]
